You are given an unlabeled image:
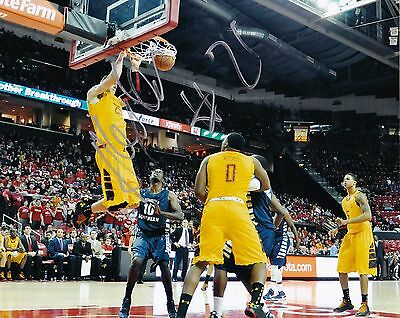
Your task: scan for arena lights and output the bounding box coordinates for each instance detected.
[291,0,377,18]
[320,0,377,18]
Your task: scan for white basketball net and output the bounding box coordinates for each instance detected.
[128,36,177,63]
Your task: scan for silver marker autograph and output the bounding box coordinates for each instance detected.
[180,82,222,133]
[204,21,262,89]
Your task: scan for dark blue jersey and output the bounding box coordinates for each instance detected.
[248,189,274,230]
[137,188,170,236]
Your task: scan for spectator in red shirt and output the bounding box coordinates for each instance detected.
[42,204,53,230]
[101,236,115,281]
[102,237,114,253]
[113,212,124,231]
[12,176,22,188]
[76,169,87,179]
[53,204,64,228]
[2,187,11,204]
[12,191,23,210]
[2,186,13,218]
[18,201,30,227]
[103,212,115,231]
[121,227,132,247]
[41,195,51,208]
[27,184,36,194]
[30,200,43,230]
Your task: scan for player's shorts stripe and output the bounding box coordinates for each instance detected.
[165,234,171,253]
[278,236,289,255]
[105,190,114,201]
[368,243,377,268]
[104,182,113,190]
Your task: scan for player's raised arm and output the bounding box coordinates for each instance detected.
[87,51,138,101]
[194,156,209,203]
[252,157,270,191]
[271,194,300,249]
[156,191,184,221]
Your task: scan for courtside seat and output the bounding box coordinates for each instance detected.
[37,242,55,280]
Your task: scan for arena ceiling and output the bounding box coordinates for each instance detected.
[164,0,399,97]
[1,0,399,99]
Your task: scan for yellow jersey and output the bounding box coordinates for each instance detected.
[6,236,20,250]
[341,190,371,234]
[206,151,254,204]
[88,91,127,151]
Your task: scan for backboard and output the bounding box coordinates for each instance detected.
[69,0,180,70]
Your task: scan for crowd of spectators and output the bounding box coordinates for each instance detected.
[0,29,99,99]
[0,121,399,281]
[303,129,400,231]
[0,126,348,280]
[0,224,117,281]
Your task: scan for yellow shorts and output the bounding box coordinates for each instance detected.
[95,145,141,209]
[6,251,26,264]
[0,251,6,267]
[193,200,267,266]
[337,229,377,275]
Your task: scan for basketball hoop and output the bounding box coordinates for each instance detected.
[127,36,177,71]
[127,36,176,62]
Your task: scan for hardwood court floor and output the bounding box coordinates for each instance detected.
[0,280,399,317]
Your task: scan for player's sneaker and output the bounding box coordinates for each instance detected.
[210,310,221,318]
[73,198,93,227]
[6,272,12,281]
[0,272,6,281]
[18,273,26,280]
[272,291,286,301]
[263,288,274,301]
[201,282,208,291]
[119,297,131,318]
[356,302,371,317]
[333,298,354,313]
[245,302,274,318]
[167,300,177,318]
[150,261,159,273]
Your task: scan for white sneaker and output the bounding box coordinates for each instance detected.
[210,310,222,318]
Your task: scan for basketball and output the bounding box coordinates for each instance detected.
[154,54,175,71]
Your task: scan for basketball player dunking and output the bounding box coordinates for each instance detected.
[334,173,377,317]
[74,51,142,226]
[176,133,271,318]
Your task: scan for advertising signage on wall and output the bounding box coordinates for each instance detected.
[0,80,87,110]
[201,129,227,141]
[122,110,160,127]
[0,80,228,141]
[159,118,191,133]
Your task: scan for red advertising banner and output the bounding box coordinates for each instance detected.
[160,119,191,133]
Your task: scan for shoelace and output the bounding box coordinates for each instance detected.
[338,300,348,308]
[359,303,368,312]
